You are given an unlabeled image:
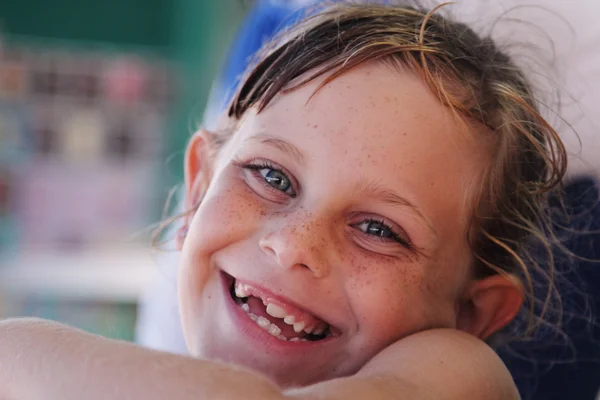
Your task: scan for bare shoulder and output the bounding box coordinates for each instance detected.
[358,329,521,400]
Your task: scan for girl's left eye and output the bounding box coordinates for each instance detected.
[353,219,412,248]
[259,168,291,192]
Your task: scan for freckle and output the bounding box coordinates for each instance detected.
[313,124,318,129]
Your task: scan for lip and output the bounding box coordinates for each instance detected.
[220,271,341,350]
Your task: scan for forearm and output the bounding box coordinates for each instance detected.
[0,318,284,400]
[0,319,516,400]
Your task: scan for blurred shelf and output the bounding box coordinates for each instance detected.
[0,246,158,302]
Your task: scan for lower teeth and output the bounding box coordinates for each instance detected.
[240,306,308,342]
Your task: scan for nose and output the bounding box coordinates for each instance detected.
[258,212,332,279]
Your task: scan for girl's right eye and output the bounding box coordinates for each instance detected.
[242,161,298,198]
[352,219,412,249]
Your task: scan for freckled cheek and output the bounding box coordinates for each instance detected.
[179,178,266,309]
[345,259,429,337]
[188,178,266,257]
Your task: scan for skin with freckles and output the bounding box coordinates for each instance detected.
[178,62,500,388]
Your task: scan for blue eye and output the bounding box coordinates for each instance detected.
[354,219,412,248]
[259,167,291,192]
[241,161,297,197]
[359,220,396,238]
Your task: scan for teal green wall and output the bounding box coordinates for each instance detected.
[0,0,171,47]
[0,0,246,184]
[167,0,245,183]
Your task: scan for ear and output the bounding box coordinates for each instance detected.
[456,275,523,340]
[177,130,216,251]
[184,129,216,210]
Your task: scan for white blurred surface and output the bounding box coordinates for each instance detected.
[0,245,157,301]
[452,0,600,177]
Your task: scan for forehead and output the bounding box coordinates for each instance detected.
[234,62,486,179]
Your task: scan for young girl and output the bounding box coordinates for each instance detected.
[0,2,568,399]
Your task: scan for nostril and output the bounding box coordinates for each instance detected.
[259,240,277,257]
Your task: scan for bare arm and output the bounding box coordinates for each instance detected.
[0,318,519,400]
[288,329,521,400]
[0,318,282,400]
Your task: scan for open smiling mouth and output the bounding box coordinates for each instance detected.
[225,273,335,342]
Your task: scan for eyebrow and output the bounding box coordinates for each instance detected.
[247,134,305,166]
[356,180,437,238]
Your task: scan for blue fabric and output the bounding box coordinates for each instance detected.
[220,3,301,101]
[207,1,309,117]
[500,176,600,400]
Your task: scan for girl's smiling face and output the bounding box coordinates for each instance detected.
[178,62,491,387]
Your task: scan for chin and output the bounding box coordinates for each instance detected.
[192,336,345,388]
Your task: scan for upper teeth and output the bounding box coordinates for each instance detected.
[265,302,318,334]
[265,303,286,318]
[293,321,306,333]
[235,284,250,298]
[266,302,299,328]
[313,326,325,335]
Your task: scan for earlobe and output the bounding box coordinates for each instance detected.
[456,275,523,340]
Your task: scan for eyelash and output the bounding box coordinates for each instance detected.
[237,159,413,250]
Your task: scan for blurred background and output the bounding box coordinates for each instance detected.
[0,0,248,341]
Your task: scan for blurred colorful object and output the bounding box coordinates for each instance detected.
[0,38,176,341]
[0,43,174,248]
